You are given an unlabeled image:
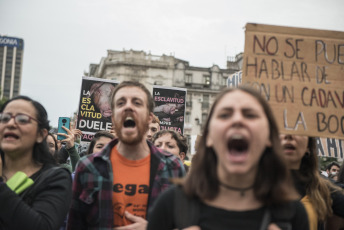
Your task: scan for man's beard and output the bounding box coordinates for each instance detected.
[114,117,149,145]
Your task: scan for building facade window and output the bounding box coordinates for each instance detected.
[186,94,192,107]
[185,112,191,123]
[186,134,191,155]
[185,73,193,83]
[202,94,209,109]
[221,76,226,86]
[201,113,208,126]
[203,74,210,85]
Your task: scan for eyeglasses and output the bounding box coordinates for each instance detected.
[0,113,39,125]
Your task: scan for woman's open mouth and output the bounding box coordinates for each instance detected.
[224,134,250,164]
[3,132,19,140]
[227,134,249,154]
[282,143,296,154]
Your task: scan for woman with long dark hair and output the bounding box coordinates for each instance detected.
[0,96,72,230]
[280,134,344,230]
[148,86,309,230]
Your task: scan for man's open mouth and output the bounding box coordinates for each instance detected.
[123,117,136,128]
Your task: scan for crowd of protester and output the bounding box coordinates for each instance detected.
[0,81,344,229]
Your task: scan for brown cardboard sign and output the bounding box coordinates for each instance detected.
[242,23,344,139]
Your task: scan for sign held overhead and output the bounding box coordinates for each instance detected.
[242,23,344,139]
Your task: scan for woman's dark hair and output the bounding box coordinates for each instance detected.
[152,130,188,154]
[0,96,56,167]
[47,132,60,162]
[182,86,297,205]
[338,161,344,184]
[47,133,58,152]
[86,131,114,155]
[298,136,334,221]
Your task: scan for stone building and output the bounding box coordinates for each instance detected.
[87,49,243,152]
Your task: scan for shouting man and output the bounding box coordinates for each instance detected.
[68,81,185,230]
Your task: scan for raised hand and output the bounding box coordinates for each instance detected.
[58,126,76,149]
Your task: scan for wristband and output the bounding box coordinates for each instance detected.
[6,171,34,194]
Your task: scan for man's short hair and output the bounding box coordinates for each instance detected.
[327,162,340,171]
[151,114,160,124]
[110,81,154,113]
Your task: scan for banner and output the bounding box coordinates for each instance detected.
[0,36,23,49]
[317,137,344,159]
[153,85,186,135]
[76,76,119,142]
[242,23,344,139]
[227,71,242,88]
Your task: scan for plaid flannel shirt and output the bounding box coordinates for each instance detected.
[67,139,185,230]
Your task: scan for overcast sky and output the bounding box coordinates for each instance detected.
[1,0,343,127]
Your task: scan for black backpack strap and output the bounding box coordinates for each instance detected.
[269,203,294,230]
[259,203,295,230]
[174,185,201,229]
[259,208,271,230]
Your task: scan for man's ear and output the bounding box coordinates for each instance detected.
[179,152,186,161]
[37,129,48,143]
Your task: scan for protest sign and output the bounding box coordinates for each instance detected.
[76,76,119,142]
[243,23,344,139]
[153,85,186,135]
[227,71,242,88]
[317,137,344,159]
